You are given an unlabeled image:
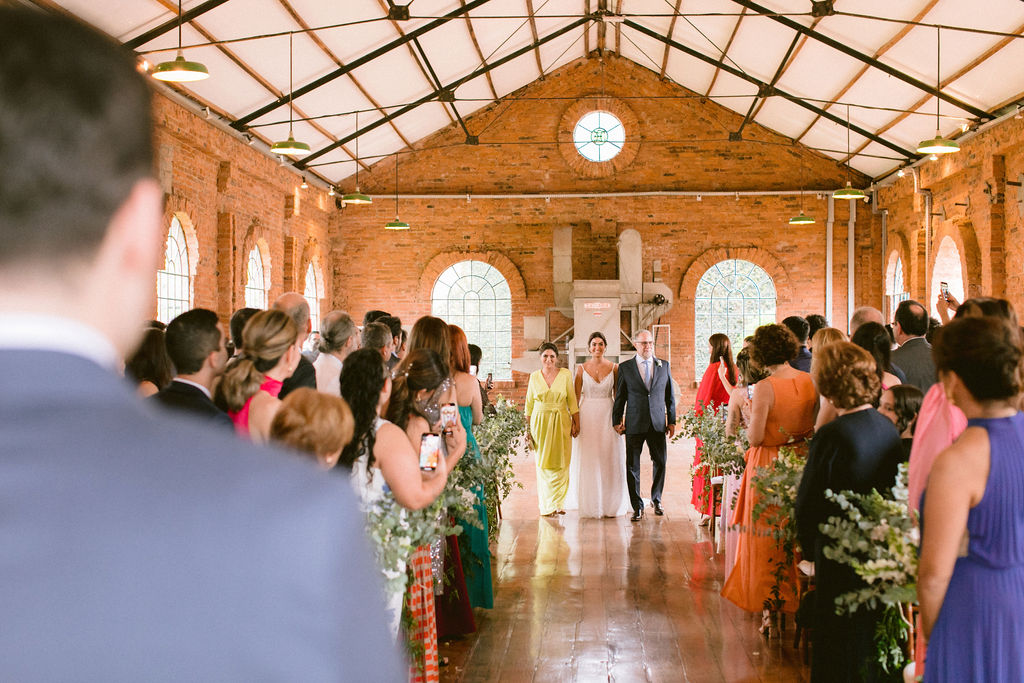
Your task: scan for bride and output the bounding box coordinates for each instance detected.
[565,331,631,518]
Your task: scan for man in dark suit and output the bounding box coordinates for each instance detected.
[0,10,403,680]
[273,292,317,398]
[783,315,812,372]
[150,308,232,428]
[891,299,937,390]
[612,329,677,521]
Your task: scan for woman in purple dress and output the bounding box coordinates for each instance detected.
[919,316,1024,681]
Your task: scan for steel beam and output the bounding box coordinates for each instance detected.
[124,0,232,51]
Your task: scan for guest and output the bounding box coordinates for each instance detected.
[228,306,260,358]
[850,321,904,390]
[878,384,924,461]
[340,348,463,646]
[782,315,812,372]
[849,306,884,335]
[892,299,937,390]
[378,315,403,372]
[806,314,829,343]
[693,333,736,521]
[362,321,394,361]
[313,310,358,396]
[919,316,1024,682]
[272,292,316,398]
[220,310,300,442]
[408,315,450,362]
[723,348,769,577]
[525,342,580,516]
[149,308,231,428]
[722,324,817,631]
[125,327,173,397]
[926,316,942,345]
[269,388,354,469]
[363,309,390,326]
[566,331,630,519]
[795,342,904,682]
[396,328,408,361]
[468,343,494,414]
[811,328,847,430]
[809,326,846,352]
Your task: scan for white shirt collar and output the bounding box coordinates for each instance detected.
[172,377,212,399]
[0,313,119,369]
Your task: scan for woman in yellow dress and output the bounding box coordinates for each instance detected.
[526,342,580,516]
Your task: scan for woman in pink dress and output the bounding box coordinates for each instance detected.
[692,333,736,521]
[219,310,301,442]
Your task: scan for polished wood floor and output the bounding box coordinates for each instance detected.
[439,436,809,683]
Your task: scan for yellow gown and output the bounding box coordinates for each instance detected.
[526,368,579,515]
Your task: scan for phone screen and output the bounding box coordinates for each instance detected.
[419,434,441,471]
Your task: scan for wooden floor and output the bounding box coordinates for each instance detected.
[439,436,809,683]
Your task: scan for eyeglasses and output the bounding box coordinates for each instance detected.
[636,341,654,346]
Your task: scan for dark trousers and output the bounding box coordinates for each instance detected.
[625,430,667,511]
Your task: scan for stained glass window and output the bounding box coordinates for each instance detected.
[156,217,191,323]
[304,262,322,332]
[244,246,267,309]
[431,260,512,381]
[573,111,624,162]
[694,259,776,377]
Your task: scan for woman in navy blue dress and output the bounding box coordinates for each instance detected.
[919,316,1024,681]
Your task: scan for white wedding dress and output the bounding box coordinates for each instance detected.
[565,370,631,518]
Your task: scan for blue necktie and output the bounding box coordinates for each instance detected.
[643,360,651,389]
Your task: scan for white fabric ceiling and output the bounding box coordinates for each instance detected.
[45,0,1024,183]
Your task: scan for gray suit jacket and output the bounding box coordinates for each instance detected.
[891,336,937,390]
[0,350,404,682]
[612,356,676,434]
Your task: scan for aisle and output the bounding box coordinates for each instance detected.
[440,436,808,682]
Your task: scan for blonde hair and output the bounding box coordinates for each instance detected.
[810,326,847,350]
[270,388,354,466]
[219,309,298,412]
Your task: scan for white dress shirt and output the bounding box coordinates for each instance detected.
[0,313,119,369]
[313,352,343,396]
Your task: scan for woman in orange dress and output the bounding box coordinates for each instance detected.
[691,333,736,520]
[721,323,817,633]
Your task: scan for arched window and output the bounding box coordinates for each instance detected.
[156,216,191,323]
[931,236,965,316]
[244,246,267,309]
[694,259,776,378]
[886,252,909,318]
[303,261,323,332]
[431,260,512,381]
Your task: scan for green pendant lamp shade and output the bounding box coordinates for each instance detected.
[385,153,409,230]
[343,111,372,205]
[917,28,959,157]
[271,32,309,158]
[833,104,865,200]
[789,212,815,225]
[152,2,209,82]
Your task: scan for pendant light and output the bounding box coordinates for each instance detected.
[917,27,959,155]
[152,0,209,82]
[342,111,372,205]
[271,32,310,157]
[789,156,816,225]
[833,103,866,200]
[384,154,410,230]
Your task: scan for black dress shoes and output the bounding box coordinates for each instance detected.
[630,508,644,522]
[653,502,664,516]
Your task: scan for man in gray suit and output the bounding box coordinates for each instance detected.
[0,9,402,681]
[891,299,938,390]
[612,330,677,521]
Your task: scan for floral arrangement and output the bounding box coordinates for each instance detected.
[819,463,918,675]
[674,402,746,505]
[475,395,528,544]
[750,443,807,611]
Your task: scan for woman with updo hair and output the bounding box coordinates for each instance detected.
[312,310,358,396]
[722,323,817,632]
[850,321,903,390]
[525,342,579,516]
[220,309,300,442]
[918,317,1024,682]
[794,342,904,681]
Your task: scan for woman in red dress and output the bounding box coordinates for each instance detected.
[691,333,736,521]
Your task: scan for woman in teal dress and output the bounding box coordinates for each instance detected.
[448,325,493,609]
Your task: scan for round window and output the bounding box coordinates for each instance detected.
[573,110,625,162]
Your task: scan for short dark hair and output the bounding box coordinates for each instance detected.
[539,342,559,356]
[126,328,174,390]
[165,308,222,375]
[751,324,800,367]
[805,314,828,341]
[468,344,482,366]
[0,9,153,267]
[895,300,929,337]
[933,317,1023,401]
[588,331,607,345]
[229,308,261,353]
[781,316,810,343]
[362,310,390,326]
[377,315,402,341]
[361,322,391,350]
